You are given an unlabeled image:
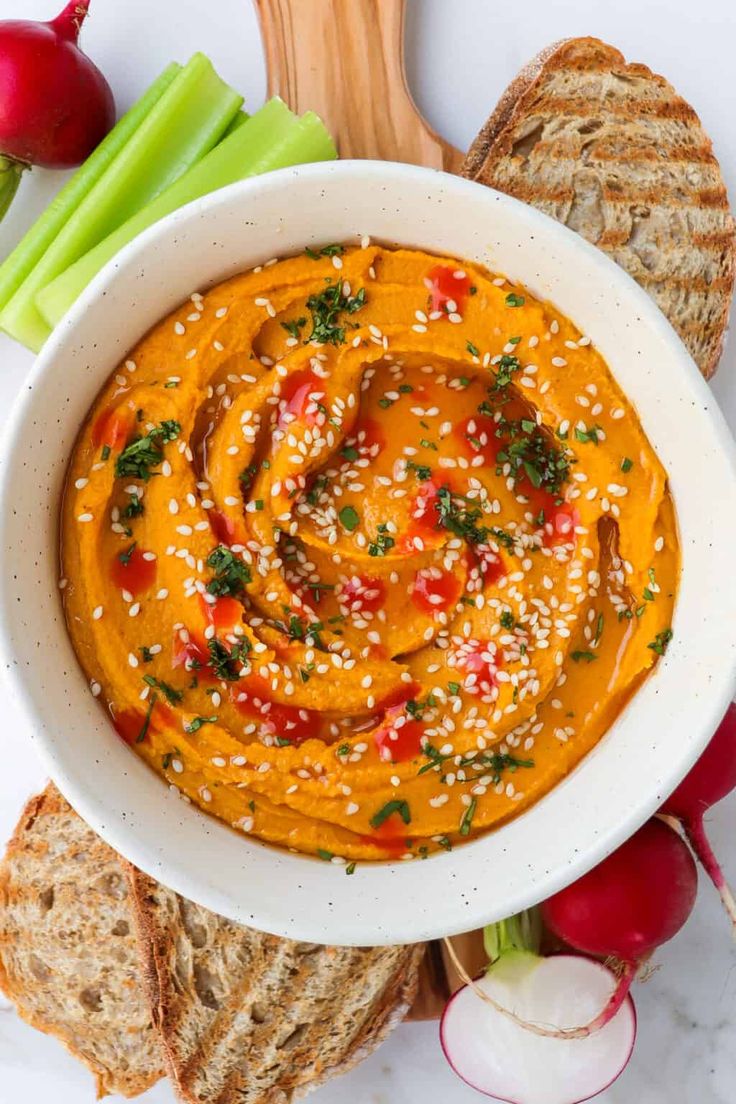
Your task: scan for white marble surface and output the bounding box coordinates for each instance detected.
[1,1,736,1101]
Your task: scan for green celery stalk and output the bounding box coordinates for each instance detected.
[221,109,250,137]
[1,53,244,352]
[0,62,182,316]
[36,101,337,332]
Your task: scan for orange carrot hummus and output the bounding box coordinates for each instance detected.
[61,244,679,864]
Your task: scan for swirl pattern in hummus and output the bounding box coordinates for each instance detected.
[61,245,678,863]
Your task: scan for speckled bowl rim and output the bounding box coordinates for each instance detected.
[1,161,735,946]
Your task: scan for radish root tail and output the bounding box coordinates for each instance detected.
[684,814,736,939]
[442,936,636,1039]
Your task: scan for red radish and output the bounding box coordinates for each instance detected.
[660,701,736,933]
[0,1,114,216]
[540,817,697,1034]
[441,955,636,1104]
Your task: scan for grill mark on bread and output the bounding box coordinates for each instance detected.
[0,786,164,1098]
[127,867,424,1103]
[462,35,735,376]
[522,97,703,123]
[483,178,730,211]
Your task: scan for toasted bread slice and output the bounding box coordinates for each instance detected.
[0,785,164,1098]
[127,866,424,1104]
[462,36,735,378]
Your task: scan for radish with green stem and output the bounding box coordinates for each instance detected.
[441,911,637,1104]
[440,818,697,1101]
[0,0,114,218]
[660,701,736,933]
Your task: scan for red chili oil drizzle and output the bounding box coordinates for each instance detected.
[110,547,156,595]
[426,265,471,315]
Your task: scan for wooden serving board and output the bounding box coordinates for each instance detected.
[255,0,463,170]
[254,0,472,1019]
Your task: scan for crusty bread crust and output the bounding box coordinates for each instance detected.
[463,38,570,179]
[0,785,164,1098]
[1,787,424,1103]
[462,36,735,378]
[127,865,424,1104]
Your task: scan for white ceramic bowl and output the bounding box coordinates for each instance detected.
[1,161,735,946]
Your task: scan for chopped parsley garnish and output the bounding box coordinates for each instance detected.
[378,396,394,410]
[447,681,461,695]
[240,462,258,491]
[280,316,307,339]
[184,715,218,733]
[207,637,252,680]
[143,675,183,704]
[206,545,251,598]
[574,425,601,445]
[345,861,356,875]
[593,612,604,646]
[435,485,490,545]
[341,445,359,461]
[114,419,181,481]
[161,751,173,770]
[436,836,453,851]
[459,798,477,836]
[275,614,325,649]
[137,693,157,743]
[571,650,597,663]
[101,444,111,461]
[499,611,515,630]
[338,505,360,531]
[494,413,571,497]
[405,693,437,720]
[418,747,533,783]
[648,628,673,656]
[305,280,366,345]
[466,340,479,357]
[305,243,344,259]
[420,438,438,451]
[505,293,525,307]
[306,474,328,505]
[118,541,136,566]
[406,461,432,481]
[139,646,155,663]
[490,526,515,550]
[316,848,334,861]
[336,743,350,757]
[305,581,334,604]
[370,799,411,829]
[621,457,634,473]
[123,494,144,520]
[368,523,395,557]
[490,353,521,392]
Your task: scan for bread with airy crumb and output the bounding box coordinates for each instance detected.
[0,785,164,1098]
[463,36,735,378]
[127,866,424,1104]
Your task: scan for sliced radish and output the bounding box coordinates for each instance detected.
[441,955,636,1104]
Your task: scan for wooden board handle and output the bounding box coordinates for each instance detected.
[255,0,462,170]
